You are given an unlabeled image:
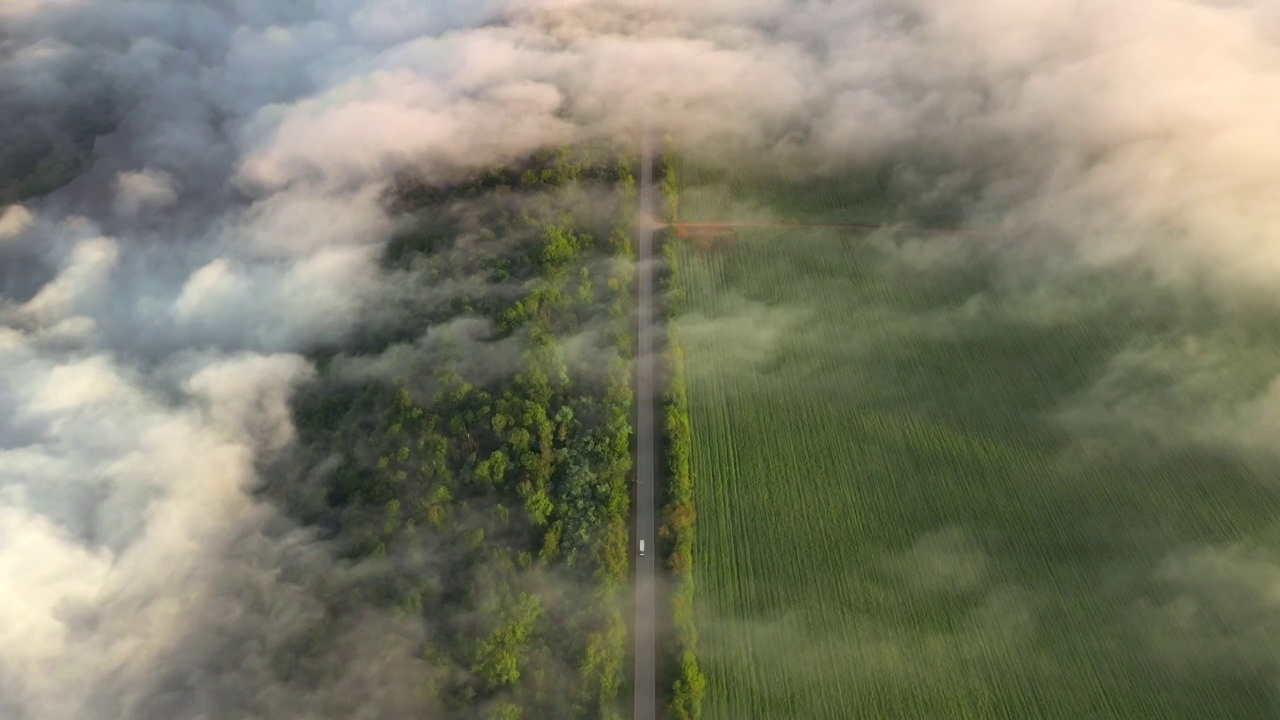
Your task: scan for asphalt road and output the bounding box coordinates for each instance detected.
[633,126,657,720]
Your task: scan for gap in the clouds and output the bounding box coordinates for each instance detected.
[0,81,120,205]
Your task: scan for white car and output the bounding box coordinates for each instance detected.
[639,539,645,556]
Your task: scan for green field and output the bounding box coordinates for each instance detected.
[674,163,1280,718]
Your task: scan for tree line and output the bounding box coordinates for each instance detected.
[657,157,707,720]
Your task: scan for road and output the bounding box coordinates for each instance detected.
[633,125,657,720]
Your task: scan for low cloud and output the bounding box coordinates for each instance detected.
[113,170,177,217]
[1138,542,1280,682]
[887,526,992,594]
[3,0,1280,716]
[674,293,808,377]
[0,206,35,239]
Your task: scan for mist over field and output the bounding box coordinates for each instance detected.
[659,2,1280,716]
[2,0,1280,717]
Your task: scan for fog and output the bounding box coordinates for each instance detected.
[3,0,1280,717]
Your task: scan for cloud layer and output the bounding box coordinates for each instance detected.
[3,0,1280,717]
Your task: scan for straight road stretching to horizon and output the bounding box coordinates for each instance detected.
[633,126,657,720]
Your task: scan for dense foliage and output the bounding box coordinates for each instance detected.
[658,158,707,720]
[289,147,638,719]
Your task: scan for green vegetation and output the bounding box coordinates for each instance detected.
[672,159,1280,718]
[0,134,99,205]
[657,157,706,720]
[673,161,896,226]
[290,147,638,719]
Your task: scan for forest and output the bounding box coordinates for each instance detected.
[279,147,638,719]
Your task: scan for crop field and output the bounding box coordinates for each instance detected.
[673,162,1280,718]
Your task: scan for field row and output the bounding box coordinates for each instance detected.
[674,182,1280,718]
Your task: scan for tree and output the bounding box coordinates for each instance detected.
[473,592,543,689]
